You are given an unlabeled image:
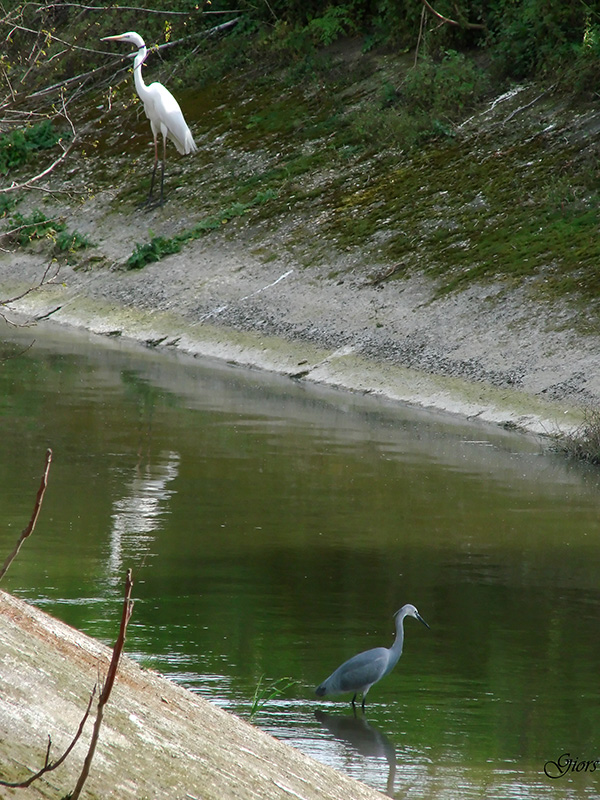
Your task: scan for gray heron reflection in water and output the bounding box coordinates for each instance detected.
[315,710,397,796]
[315,604,430,710]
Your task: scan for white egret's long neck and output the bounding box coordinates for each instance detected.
[132,47,149,101]
[386,611,406,672]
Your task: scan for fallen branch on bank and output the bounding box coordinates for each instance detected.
[414,0,486,66]
[0,260,61,327]
[0,690,97,789]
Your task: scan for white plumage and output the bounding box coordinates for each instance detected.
[102,31,197,205]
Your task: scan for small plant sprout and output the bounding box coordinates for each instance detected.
[249,674,297,720]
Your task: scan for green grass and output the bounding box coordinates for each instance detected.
[126,190,278,269]
[554,409,600,465]
[248,674,297,720]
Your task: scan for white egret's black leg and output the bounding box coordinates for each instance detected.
[351,693,357,709]
[361,695,366,711]
[158,135,166,205]
[142,136,159,209]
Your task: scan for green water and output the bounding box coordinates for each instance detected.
[1,323,599,799]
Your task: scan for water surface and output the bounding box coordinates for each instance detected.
[1,323,599,799]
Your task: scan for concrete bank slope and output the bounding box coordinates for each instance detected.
[1,231,597,435]
[0,591,382,800]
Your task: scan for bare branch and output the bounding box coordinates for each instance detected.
[0,259,60,303]
[37,2,241,15]
[0,216,65,241]
[0,567,134,792]
[0,89,78,194]
[414,3,427,67]
[0,110,47,123]
[1,64,16,103]
[70,569,135,800]
[0,19,117,57]
[0,143,74,193]
[0,261,61,327]
[16,17,239,103]
[2,14,240,68]
[421,0,486,30]
[24,61,117,100]
[0,688,97,788]
[0,448,53,581]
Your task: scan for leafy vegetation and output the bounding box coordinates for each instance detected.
[1,0,598,98]
[9,209,66,245]
[0,121,64,175]
[8,209,91,253]
[0,195,19,218]
[126,190,277,269]
[55,229,93,253]
[126,235,183,269]
[401,50,489,117]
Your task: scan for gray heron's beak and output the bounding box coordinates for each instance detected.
[416,612,430,629]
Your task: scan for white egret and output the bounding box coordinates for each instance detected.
[315,604,430,710]
[102,31,197,206]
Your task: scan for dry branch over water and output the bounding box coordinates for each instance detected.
[0,448,52,581]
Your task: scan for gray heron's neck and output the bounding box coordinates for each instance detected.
[388,611,406,665]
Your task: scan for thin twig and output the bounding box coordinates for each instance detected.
[0,449,53,581]
[38,2,240,14]
[25,60,118,99]
[0,144,74,193]
[0,91,78,194]
[25,18,240,101]
[421,0,486,30]
[414,3,427,67]
[0,110,47,121]
[69,569,134,800]
[1,65,16,103]
[0,260,60,311]
[0,688,97,788]
[0,216,65,241]
[503,85,555,124]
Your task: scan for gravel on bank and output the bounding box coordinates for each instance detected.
[1,209,597,437]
